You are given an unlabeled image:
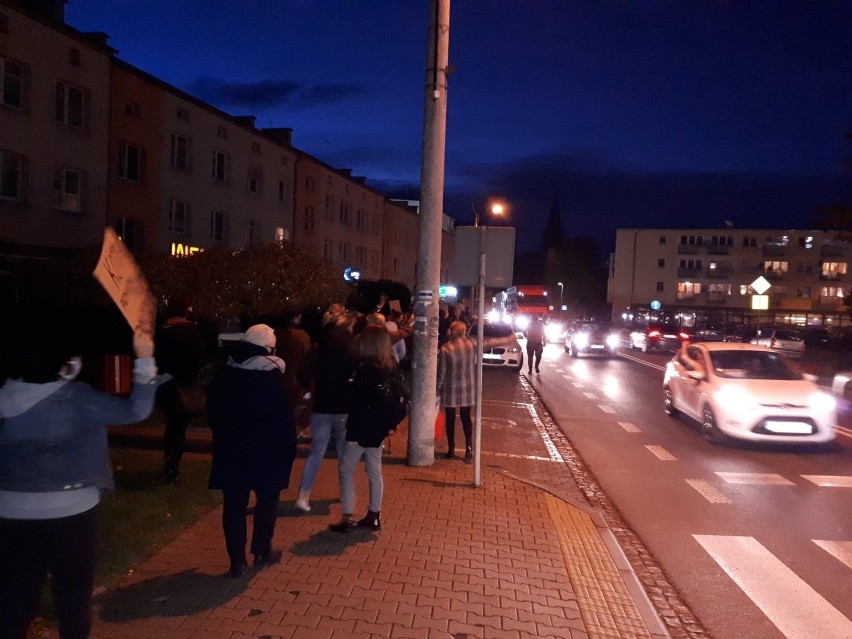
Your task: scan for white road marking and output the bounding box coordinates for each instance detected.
[562,374,572,381]
[715,472,795,486]
[618,421,641,433]
[482,451,559,462]
[801,475,852,488]
[686,479,731,504]
[572,382,584,388]
[694,535,852,639]
[522,402,564,463]
[836,425,852,440]
[597,404,616,414]
[645,445,677,461]
[813,540,852,569]
[583,392,597,399]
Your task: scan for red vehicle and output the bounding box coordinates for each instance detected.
[505,285,550,331]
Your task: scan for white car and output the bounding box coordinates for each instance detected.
[663,342,836,445]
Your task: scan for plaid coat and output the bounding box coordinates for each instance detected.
[437,336,478,408]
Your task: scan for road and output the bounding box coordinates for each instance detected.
[504,342,852,639]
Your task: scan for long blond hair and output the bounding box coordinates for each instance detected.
[355,324,397,369]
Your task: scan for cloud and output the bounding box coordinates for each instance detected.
[187,76,367,109]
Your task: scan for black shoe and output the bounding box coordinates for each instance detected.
[535,366,540,373]
[328,517,357,533]
[357,511,381,531]
[464,449,473,463]
[253,550,282,567]
[445,450,455,459]
[228,562,249,578]
[527,368,532,374]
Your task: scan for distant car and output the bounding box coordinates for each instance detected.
[750,328,805,358]
[725,325,757,343]
[564,321,619,358]
[629,324,688,353]
[693,326,725,342]
[663,342,836,445]
[468,322,524,372]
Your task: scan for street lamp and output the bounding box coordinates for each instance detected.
[474,201,505,227]
[557,281,563,309]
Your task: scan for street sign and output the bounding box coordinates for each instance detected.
[751,276,771,295]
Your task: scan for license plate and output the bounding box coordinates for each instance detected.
[483,354,501,361]
[590,344,605,349]
[765,421,813,434]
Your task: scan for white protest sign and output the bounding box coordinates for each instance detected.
[92,228,156,336]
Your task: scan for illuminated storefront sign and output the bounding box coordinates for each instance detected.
[170,242,202,256]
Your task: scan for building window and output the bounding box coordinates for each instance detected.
[277,179,286,202]
[125,101,141,117]
[324,194,335,219]
[338,242,351,263]
[302,206,315,232]
[656,281,664,292]
[658,235,666,245]
[1,57,23,109]
[373,212,381,235]
[114,216,139,249]
[743,236,757,247]
[323,238,333,260]
[764,260,788,275]
[657,259,665,268]
[246,219,260,246]
[356,208,367,229]
[0,150,23,200]
[118,142,142,182]
[370,249,379,271]
[55,80,84,128]
[217,125,228,139]
[168,199,189,234]
[708,283,730,295]
[339,201,350,225]
[676,282,701,299]
[821,262,847,279]
[821,286,845,299]
[275,227,285,242]
[251,141,261,153]
[247,165,263,195]
[69,48,81,66]
[210,210,229,241]
[169,134,190,171]
[0,13,8,34]
[356,246,366,267]
[799,236,814,249]
[211,150,230,183]
[710,235,733,246]
[54,167,82,212]
[795,287,811,299]
[304,176,315,190]
[176,106,190,121]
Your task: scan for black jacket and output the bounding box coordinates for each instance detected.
[345,361,407,448]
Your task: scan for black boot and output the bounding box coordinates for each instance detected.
[328,515,357,533]
[254,549,282,567]
[464,446,473,463]
[357,511,381,531]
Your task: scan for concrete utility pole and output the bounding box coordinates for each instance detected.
[409,0,450,467]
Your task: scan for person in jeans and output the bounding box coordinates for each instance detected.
[206,324,296,577]
[329,325,407,533]
[0,315,157,639]
[293,310,355,512]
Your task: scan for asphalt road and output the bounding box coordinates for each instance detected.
[523,342,851,639]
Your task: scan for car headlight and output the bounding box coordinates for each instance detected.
[715,385,757,412]
[515,316,530,330]
[545,325,563,341]
[809,392,836,413]
[574,333,590,348]
[506,346,521,353]
[606,334,619,348]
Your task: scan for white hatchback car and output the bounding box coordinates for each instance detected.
[663,342,836,445]
[749,328,805,358]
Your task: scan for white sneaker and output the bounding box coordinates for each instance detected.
[295,497,311,512]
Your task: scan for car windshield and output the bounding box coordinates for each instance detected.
[708,350,802,380]
[470,323,515,338]
[577,322,610,332]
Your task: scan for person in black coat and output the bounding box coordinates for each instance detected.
[207,324,296,577]
[329,325,408,533]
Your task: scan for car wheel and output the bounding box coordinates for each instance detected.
[663,386,678,417]
[701,405,725,444]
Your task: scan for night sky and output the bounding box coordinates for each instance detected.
[65,1,851,254]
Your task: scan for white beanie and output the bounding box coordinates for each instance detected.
[242,324,276,349]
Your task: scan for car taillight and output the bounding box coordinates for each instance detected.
[679,332,689,340]
[648,330,661,338]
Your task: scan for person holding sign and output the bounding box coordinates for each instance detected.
[0,316,157,639]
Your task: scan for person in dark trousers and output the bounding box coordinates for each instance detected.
[329,324,408,533]
[206,324,297,578]
[154,299,205,484]
[523,315,546,374]
[437,320,478,461]
[0,315,158,639]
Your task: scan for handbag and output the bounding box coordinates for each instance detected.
[176,380,207,416]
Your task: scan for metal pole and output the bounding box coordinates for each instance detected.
[409,0,450,467]
[473,225,485,487]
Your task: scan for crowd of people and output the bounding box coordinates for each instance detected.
[0,296,514,637]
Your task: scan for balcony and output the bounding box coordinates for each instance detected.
[707,292,727,303]
[820,244,849,258]
[818,295,844,307]
[764,269,787,280]
[677,243,703,255]
[708,244,730,255]
[677,267,701,277]
[675,292,698,301]
[707,267,731,279]
[819,272,848,281]
[762,244,787,257]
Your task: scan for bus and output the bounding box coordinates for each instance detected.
[504,285,550,331]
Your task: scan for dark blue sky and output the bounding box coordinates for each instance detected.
[66,1,851,253]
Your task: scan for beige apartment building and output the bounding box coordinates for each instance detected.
[0,0,113,299]
[1,0,451,305]
[609,227,851,328]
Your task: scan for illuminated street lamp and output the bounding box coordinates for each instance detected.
[557,281,563,308]
[474,201,505,227]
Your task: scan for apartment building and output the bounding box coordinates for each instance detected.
[0,0,113,299]
[609,228,851,328]
[1,0,444,302]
